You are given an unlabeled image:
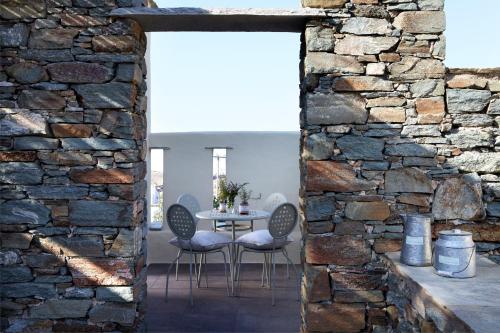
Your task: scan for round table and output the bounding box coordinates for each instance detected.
[196,209,270,287]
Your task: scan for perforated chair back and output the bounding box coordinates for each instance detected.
[167,204,196,241]
[263,193,287,213]
[268,203,297,240]
[177,194,201,223]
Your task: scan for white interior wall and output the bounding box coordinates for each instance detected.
[147,131,301,264]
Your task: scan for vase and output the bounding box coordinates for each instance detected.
[218,202,227,213]
[239,203,249,215]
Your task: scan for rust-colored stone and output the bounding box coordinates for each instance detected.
[0,151,36,162]
[301,0,347,8]
[379,53,401,63]
[306,161,377,192]
[303,264,331,303]
[67,258,134,286]
[397,193,430,207]
[432,222,500,242]
[305,303,365,332]
[92,35,136,53]
[447,74,488,89]
[70,168,134,184]
[334,290,384,303]
[369,107,406,123]
[345,201,390,221]
[416,97,445,124]
[330,269,383,290]
[368,308,387,326]
[51,124,92,138]
[305,234,371,265]
[334,76,393,92]
[373,238,402,254]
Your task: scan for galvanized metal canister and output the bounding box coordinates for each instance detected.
[400,214,432,266]
[433,229,476,279]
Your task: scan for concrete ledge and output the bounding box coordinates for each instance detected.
[110,7,329,32]
[385,252,500,333]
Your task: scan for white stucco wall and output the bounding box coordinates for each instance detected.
[147,131,301,264]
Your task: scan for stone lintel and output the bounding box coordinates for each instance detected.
[110,7,329,32]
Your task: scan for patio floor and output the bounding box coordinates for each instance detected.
[146,263,301,333]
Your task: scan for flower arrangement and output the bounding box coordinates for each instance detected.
[217,178,248,210]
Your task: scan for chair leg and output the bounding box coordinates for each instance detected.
[165,250,184,302]
[283,248,290,279]
[196,254,202,288]
[261,253,267,287]
[221,249,230,296]
[282,248,300,302]
[236,249,245,297]
[271,251,276,306]
[203,253,208,288]
[188,251,194,306]
[175,249,181,281]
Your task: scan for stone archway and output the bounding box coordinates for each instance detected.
[7,1,500,332]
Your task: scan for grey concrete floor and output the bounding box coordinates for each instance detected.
[146,263,301,333]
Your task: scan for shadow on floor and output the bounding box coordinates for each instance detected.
[146,263,301,333]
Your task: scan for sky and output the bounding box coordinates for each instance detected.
[150,0,500,133]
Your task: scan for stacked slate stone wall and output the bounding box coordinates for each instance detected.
[0,0,149,332]
[298,0,497,332]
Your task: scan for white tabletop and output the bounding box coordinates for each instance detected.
[196,209,270,221]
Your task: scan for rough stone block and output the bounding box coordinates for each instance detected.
[334,290,384,303]
[51,124,92,138]
[385,168,433,193]
[330,268,382,290]
[301,0,347,8]
[393,11,445,33]
[418,0,444,10]
[29,299,91,319]
[335,35,399,55]
[47,62,113,83]
[432,174,485,221]
[389,57,445,80]
[88,303,136,324]
[447,74,488,89]
[345,201,390,221]
[0,0,46,19]
[70,168,135,184]
[303,133,334,160]
[1,110,47,136]
[305,234,371,265]
[116,63,143,83]
[305,53,364,75]
[305,26,335,52]
[92,35,137,53]
[108,228,141,257]
[0,151,37,162]
[416,97,445,124]
[432,222,500,242]
[18,90,65,110]
[74,83,136,108]
[6,62,48,84]
[0,266,32,283]
[24,254,62,268]
[373,238,402,253]
[369,107,406,123]
[306,93,368,125]
[0,232,33,249]
[336,135,384,161]
[19,49,75,63]
[65,287,94,299]
[303,264,331,303]
[38,236,104,257]
[108,181,146,201]
[68,257,134,286]
[69,200,137,227]
[38,151,95,166]
[0,23,29,47]
[61,138,135,150]
[447,152,500,173]
[306,161,377,192]
[446,128,492,149]
[341,18,391,36]
[305,196,335,222]
[14,137,59,150]
[25,185,88,200]
[0,283,56,298]
[411,79,445,97]
[0,162,43,184]
[385,143,436,158]
[0,200,51,225]
[402,125,441,137]
[334,76,393,92]
[96,286,135,302]
[305,303,365,332]
[60,13,108,27]
[28,28,78,49]
[446,89,491,113]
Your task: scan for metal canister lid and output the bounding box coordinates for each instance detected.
[438,229,472,236]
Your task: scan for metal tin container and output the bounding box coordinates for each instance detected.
[400,214,432,266]
[433,229,476,278]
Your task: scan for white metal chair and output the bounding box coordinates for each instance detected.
[261,192,288,284]
[165,204,231,306]
[235,203,300,305]
[175,194,201,280]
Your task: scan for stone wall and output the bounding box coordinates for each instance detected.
[0,0,149,332]
[300,0,498,332]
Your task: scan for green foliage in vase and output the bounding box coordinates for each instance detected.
[217,178,248,209]
[239,187,252,205]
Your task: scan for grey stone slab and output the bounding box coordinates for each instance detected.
[25,185,88,200]
[29,299,92,319]
[0,283,56,298]
[0,200,51,225]
[387,252,500,333]
[111,7,328,32]
[61,138,136,150]
[69,201,135,227]
[0,162,44,184]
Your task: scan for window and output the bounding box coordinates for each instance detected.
[149,149,164,229]
[212,148,227,204]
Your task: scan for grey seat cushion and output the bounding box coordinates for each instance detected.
[169,231,231,251]
[236,230,293,250]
